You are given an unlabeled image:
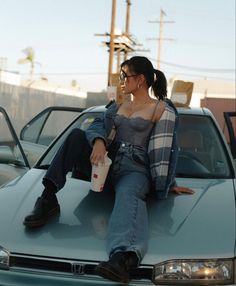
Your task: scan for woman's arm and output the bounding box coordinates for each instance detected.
[86,100,118,165]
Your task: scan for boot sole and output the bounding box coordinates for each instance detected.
[95,263,129,284]
[23,205,60,228]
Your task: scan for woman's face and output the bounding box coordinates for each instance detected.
[119,65,140,95]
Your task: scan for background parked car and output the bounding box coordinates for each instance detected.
[0,104,235,285]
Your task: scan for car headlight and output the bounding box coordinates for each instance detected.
[153,259,234,285]
[0,246,10,270]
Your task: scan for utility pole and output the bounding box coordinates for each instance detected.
[95,0,144,87]
[95,0,148,102]
[116,0,131,70]
[157,9,165,69]
[108,0,116,86]
[124,0,131,61]
[148,8,175,69]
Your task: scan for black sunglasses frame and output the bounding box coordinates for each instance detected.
[119,70,140,83]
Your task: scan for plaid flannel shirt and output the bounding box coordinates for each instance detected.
[148,100,178,199]
[86,99,179,200]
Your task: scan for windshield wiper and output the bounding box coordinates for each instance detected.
[176,173,230,179]
[176,173,212,179]
[37,164,50,170]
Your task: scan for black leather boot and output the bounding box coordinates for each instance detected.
[95,251,139,283]
[23,194,60,228]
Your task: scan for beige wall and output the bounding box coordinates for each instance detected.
[0,82,86,135]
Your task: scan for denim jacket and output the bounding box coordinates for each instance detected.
[85,99,179,200]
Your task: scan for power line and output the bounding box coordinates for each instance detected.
[21,72,107,76]
[164,71,235,81]
[18,71,235,83]
[20,71,234,81]
[148,57,235,73]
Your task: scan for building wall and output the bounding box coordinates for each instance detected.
[0,70,21,85]
[86,91,109,107]
[0,82,86,135]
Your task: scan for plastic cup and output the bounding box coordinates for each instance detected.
[91,155,112,192]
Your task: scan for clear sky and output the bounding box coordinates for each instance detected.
[0,0,235,92]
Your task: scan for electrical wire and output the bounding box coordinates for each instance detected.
[148,57,235,73]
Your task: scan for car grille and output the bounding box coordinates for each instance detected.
[9,253,153,280]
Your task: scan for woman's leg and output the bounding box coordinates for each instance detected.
[95,144,151,283]
[107,171,149,261]
[95,171,149,283]
[24,128,92,227]
[44,128,92,190]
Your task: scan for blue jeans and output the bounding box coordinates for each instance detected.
[43,128,92,190]
[44,130,150,263]
[107,142,150,263]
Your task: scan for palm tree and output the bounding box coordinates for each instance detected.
[18,47,41,80]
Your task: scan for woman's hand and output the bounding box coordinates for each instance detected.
[170,186,195,195]
[90,138,107,165]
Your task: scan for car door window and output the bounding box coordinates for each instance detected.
[37,111,80,145]
[223,112,236,158]
[0,111,27,167]
[0,108,29,186]
[21,109,81,146]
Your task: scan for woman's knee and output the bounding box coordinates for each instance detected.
[67,128,87,144]
[69,128,85,139]
[64,128,91,155]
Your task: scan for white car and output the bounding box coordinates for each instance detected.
[0,104,235,285]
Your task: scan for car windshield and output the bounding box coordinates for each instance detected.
[38,111,232,179]
[38,111,101,167]
[176,114,232,178]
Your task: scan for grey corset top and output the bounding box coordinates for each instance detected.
[113,114,154,147]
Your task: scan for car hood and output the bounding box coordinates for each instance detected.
[0,169,235,265]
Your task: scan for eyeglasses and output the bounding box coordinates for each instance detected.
[119,70,139,83]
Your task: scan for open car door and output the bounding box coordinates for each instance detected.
[224,111,236,159]
[0,107,30,187]
[19,106,84,166]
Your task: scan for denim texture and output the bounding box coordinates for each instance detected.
[107,142,150,262]
[43,128,92,190]
[43,131,150,262]
[43,99,179,262]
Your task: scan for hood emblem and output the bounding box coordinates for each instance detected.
[71,263,85,275]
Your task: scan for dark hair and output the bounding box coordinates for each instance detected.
[120,56,167,100]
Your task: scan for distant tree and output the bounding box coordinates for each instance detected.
[18,47,41,79]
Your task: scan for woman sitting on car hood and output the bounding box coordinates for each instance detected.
[23,56,193,284]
